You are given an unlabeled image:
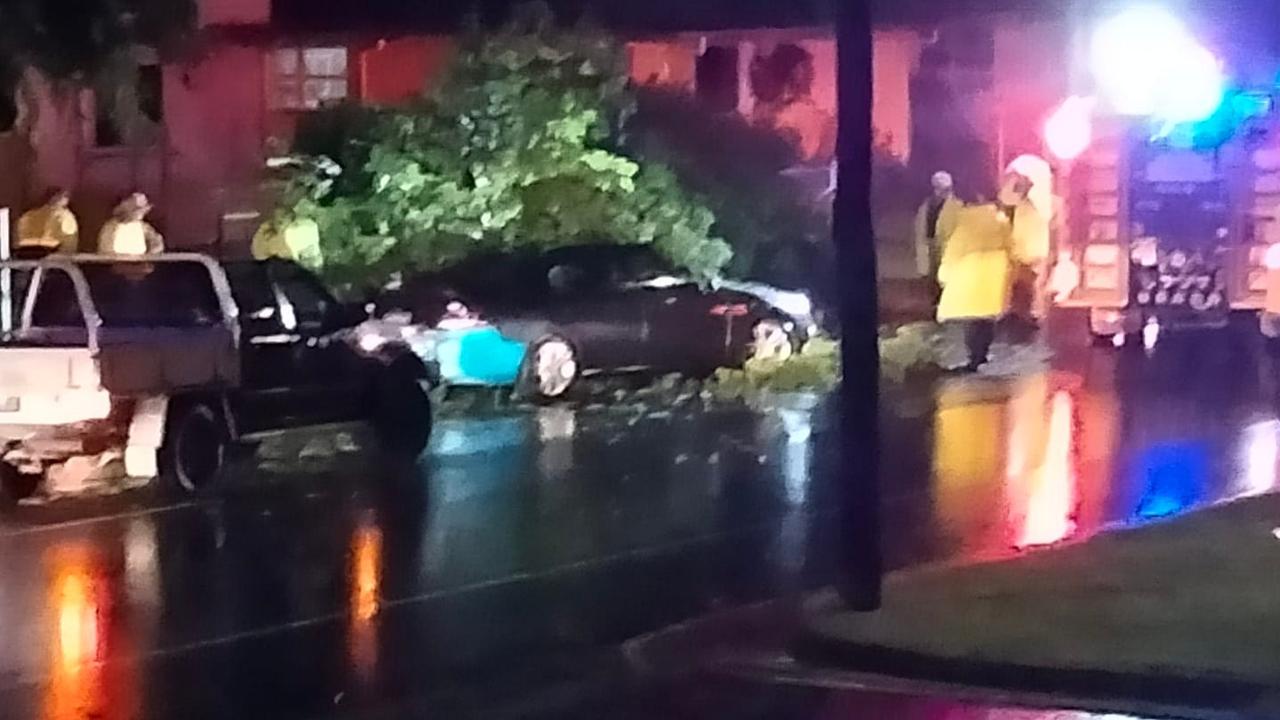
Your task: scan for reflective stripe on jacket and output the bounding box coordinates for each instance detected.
[16,207,79,253]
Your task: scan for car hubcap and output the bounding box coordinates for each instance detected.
[535,341,577,397]
[752,321,794,362]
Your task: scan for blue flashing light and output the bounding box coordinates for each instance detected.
[1232,91,1273,121]
[1152,88,1266,150]
[1132,442,1208,521]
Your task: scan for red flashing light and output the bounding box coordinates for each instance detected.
[1045,96,1094,161]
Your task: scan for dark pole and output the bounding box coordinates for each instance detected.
[833,0,882,611]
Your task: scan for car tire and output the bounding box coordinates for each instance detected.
[750,319,796,363]
[161,401,228,495]
[0,464,39,508]
[374,355,434,458]
[518,336,579,401]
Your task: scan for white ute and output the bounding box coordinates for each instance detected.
[0,255,240,504]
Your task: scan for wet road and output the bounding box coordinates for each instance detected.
[2,315,1276,718]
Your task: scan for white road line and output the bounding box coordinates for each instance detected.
[0,501,202,538]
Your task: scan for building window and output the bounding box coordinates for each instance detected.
[94,63,163,147]
[271,47,349,110]
[0,96,17,133]
[138,64,164,123]
[95,97,123,147]
[696,46,739,113]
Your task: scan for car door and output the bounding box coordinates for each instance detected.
[267,260,368,424]
[644,281,740,375]
[223,261,311,433]
[539,251,647,373]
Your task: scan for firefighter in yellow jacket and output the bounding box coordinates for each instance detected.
[914,171,962,288]
[251,211,323,270]
[98,193,164,256]
[937,201,1014,371]
[15,189,79,259]
[1001,170,1052,323]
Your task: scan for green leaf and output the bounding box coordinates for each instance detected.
[269,2,732,288]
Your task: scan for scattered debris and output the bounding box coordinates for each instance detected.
[708,336,840,403]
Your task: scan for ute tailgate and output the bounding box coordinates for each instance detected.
[0,348,103,427]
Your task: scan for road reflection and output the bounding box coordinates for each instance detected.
[1131,441,1208,520]
[930,355,1280,562]
[932,372,1119,557]
[42,541,136,720]
[349,514,382,685]
[6,342,1274,719]
[817,688,1153,718]
[1234,419,1280,499]
[1012,390,1077,549]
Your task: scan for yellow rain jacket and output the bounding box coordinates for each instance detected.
[1010,199,1050,266]
[98,219,164,256]
[937,204,1013,322]
[252,217,323,270]
[16,205,79,254]
[914,195,962,278]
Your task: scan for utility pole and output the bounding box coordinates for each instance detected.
[833,0,882,611]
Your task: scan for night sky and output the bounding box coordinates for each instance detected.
[271,0,1043,34]
[271,0,1280,51]
[271,0,829,33]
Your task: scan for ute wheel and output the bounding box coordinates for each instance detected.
[161,401,228,495]
[374,356,434,457]
[0,464,39,508]
[518,336,579,401]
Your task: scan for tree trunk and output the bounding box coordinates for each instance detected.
[833,0,882,611]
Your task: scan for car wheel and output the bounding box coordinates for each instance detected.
[161,401,228,495]
[0,463,39,508]
[520,336,579,400]
[374,356,434,457]
[751,319,796,363]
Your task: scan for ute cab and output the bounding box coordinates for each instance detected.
[0,255,432,505]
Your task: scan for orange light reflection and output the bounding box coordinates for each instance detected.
[43,544,106,720]
[1016,391,1078,549]
[349,521,383,684]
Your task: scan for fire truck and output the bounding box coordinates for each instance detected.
[1052,97,1280,343]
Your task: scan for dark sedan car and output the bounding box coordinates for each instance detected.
[375,245,817,399]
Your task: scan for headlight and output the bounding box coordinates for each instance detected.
[357,332,388,354]
[437,301,483,330]
[1264,244,1280,271]
[771,291,813,320]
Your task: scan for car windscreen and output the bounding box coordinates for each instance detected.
[543,246,674,285]
[32,263,223,328]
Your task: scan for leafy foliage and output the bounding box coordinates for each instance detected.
[878,322,942,382]
[0,0,193,81]
[285,4,730,290]
[709,336,841,400]
[0,0,195,138]
[626,88,831,292]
